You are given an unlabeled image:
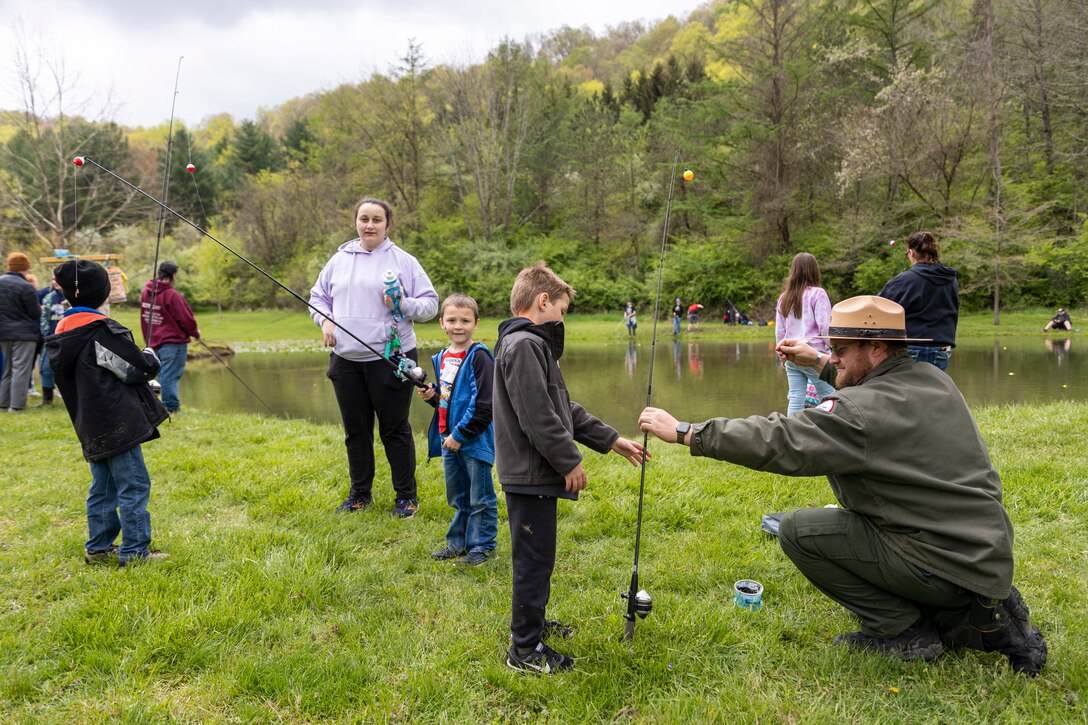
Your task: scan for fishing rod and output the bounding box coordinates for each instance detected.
[71,155,429,389]
[144,56,184,349]
[621,150,687,640]
[195,338,276,414]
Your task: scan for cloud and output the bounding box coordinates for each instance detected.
[0,0,700,127]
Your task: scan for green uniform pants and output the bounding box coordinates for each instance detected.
[778,507,974,637]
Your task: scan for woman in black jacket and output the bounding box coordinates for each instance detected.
[879,231,959,371]
[0,252,42,411]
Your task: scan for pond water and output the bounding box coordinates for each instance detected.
[178,335,1084,438]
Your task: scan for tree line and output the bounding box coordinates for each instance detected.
[2,0,1087,320]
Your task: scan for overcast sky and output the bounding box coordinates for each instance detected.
[0,0,703,128]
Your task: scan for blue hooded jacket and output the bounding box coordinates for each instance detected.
[426,342,495,465]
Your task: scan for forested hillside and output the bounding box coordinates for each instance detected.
[3,0,1087,318]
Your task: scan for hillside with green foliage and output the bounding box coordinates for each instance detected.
[3,0,1087,317]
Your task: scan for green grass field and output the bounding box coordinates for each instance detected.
[2,400,1086,722]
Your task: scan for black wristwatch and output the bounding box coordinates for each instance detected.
[675,421,691,444]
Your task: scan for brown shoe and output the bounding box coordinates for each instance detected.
[84,546,119,566]
[118,550,170,568]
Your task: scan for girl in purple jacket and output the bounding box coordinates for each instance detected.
[309,197,438,518]
[775,253,835,415]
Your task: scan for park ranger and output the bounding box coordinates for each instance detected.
[638,295,1047,676]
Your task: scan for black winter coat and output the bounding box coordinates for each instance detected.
[492,317,619,499]
[879,263,960,347]
[0,271,41,341]
[46,315,169,461]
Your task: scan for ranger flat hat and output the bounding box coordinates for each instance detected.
[823,295,932,342]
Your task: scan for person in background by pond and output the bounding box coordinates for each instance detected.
[24,273,40,398]
[1043,307,1072,332]
[419,293,497,566]
[672,297,683,335]
[878,231,958,371]
[141,261,200,413]
[0,252,41,412]
[47,260,170,568]
[624,299,637,337]
[309,197,439,518]
[639,295,1047,677]
[687,302,703,333]
[775,252,835,415]
[35,275,67,406]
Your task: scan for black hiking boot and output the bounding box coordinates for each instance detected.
[431,545,466,561]
[980,587,1048,676]
[834,617,944,662]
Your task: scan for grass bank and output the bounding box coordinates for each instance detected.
[2,402,1085,721]
[110,306,1084,351]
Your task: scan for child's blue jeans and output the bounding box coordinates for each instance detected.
[86,444,153,562]
[785,361,836,415]
[442,449,497,554]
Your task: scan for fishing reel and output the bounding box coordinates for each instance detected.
[621,588,653,619]
[392,353,428,388]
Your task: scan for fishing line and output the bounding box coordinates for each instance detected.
[622,149,682,640]
[194,338,276,414]
[71,155,429,389]
[145,56,184,347]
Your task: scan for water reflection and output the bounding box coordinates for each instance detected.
[1044,338,1071,366]
[179,337,1086,438]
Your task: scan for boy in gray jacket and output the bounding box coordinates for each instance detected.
[493,262,645,674]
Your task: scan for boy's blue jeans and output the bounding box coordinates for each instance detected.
[156,342,188,412]
[86,444,153,562]
[39,346,55,389]
[442,449,497,554]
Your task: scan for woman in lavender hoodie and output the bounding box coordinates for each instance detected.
[774,253,835,415]
[309,197,439,517]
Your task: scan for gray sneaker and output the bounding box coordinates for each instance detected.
[431,545,466,561]
[456,550,492,566]
[834,617,944,662]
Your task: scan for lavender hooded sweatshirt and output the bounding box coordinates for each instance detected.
[309,238,438,362]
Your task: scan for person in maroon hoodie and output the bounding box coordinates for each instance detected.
[140,261,200,413]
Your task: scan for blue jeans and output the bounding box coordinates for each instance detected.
[156,342,188,412]
[442,450,497,554]
[673,316,681,335]
[86,444,153,561]
[785,360,836,416]
[40,346,54,389]
[908,345,951,371]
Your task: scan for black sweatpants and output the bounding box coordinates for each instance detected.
[506,492,559,649]
[327,350,418,502]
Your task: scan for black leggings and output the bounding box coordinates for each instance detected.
[327,351,418,502]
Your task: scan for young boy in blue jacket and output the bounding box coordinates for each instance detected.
[419,293,497,566]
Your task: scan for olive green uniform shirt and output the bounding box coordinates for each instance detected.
[689,355,1014,599]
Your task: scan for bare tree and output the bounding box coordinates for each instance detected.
[0,26,141,250]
